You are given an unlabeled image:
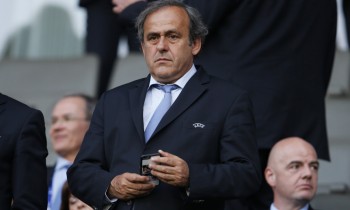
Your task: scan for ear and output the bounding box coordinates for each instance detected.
[191,38,202,56]
[141,43,145,55]
[265,167,276,187]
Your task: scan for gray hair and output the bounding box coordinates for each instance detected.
[61,93,97,121]
[135,0,208,45]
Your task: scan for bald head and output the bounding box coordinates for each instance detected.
[265,137,319,209]
[267,137,318,168]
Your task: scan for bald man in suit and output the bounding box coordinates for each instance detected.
[265,137,319,210]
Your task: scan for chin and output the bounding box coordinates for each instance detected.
[154,73,175,83]
[53,145,67,154]
[295,192,315,202]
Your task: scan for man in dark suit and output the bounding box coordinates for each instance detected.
[67,1,261,210]
[112,0,337,208]
[265,137,319,210]
[0,93,48,209]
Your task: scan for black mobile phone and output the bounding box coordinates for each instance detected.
[140,153,160,185]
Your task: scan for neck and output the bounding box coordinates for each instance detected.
[273,198,308,210]
[60,153,76,163]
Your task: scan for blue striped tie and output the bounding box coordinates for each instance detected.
[145,84,178,142]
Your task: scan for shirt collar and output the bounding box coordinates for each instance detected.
[271,203,278,210]
[148,65,197,89]
[271,203,309,210]
[301,204,309,210]
[55,156,72,170]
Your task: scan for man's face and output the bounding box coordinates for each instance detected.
[267,142,319,204]
[141,6,201,84]
[49,97,89,161]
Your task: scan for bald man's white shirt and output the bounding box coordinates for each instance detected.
[270,203,309,210]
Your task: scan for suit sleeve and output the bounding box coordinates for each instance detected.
[12,110,48,210]
[188,92,261,198]
[67,93,115,209]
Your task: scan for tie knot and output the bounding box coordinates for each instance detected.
[59,164,71,170]
[154,84,179,93]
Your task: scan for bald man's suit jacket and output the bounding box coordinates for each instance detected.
[68,67,261,210]
[0,94,48,209]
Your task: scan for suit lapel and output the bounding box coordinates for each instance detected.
[151,69,210,139]
[129,77,150,143]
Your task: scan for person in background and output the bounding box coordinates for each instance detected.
[60,181,93,210]
[0,93,48,209]
[67,1,261,209]
[265,137,319,210]
[47,94,96,210]
[112,0,337,209]
[78,0,141,98]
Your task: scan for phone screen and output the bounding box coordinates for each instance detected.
[140,153,160,185]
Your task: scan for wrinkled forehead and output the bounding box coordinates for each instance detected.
[52,97,86,116]
[145,6,189,28]
[277,146,318,166]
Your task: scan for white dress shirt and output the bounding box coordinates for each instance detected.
[104,65,197,209]
[48,157,71,210]
[143,65,197,130]
[270,203,310,210]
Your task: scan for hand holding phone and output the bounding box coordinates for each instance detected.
[140,153,160,185]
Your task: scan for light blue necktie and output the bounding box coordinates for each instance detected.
[145,84,178,142]
[49,164,70,210]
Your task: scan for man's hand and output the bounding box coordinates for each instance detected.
[108,172,156,200]
[149,150,189,187]
[112,0,145,14]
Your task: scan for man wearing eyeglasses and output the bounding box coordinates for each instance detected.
[47,94,96,210]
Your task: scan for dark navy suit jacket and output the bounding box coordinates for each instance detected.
[68,67,261,210]
[119,0,336,161]
[0,94,48,209]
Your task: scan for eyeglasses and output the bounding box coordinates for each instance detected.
[51,115,88,125]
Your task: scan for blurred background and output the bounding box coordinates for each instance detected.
[0,0,350,208]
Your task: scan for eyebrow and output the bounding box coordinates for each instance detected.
[287,160,319,166]
[309,161,319,166]
[164,30,180,35]
[146,29,180,36]
[287,160,302,166]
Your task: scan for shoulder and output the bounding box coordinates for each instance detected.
[196,67,250,97]
[101,77,148,98]
[0,93,42,117]
[0,94,45,132]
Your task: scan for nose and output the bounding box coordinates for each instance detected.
[76,200,87,208]
[302,166,312,179]
[156,36,169,52]
[51,120,64,130]
[50,119,66,135]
